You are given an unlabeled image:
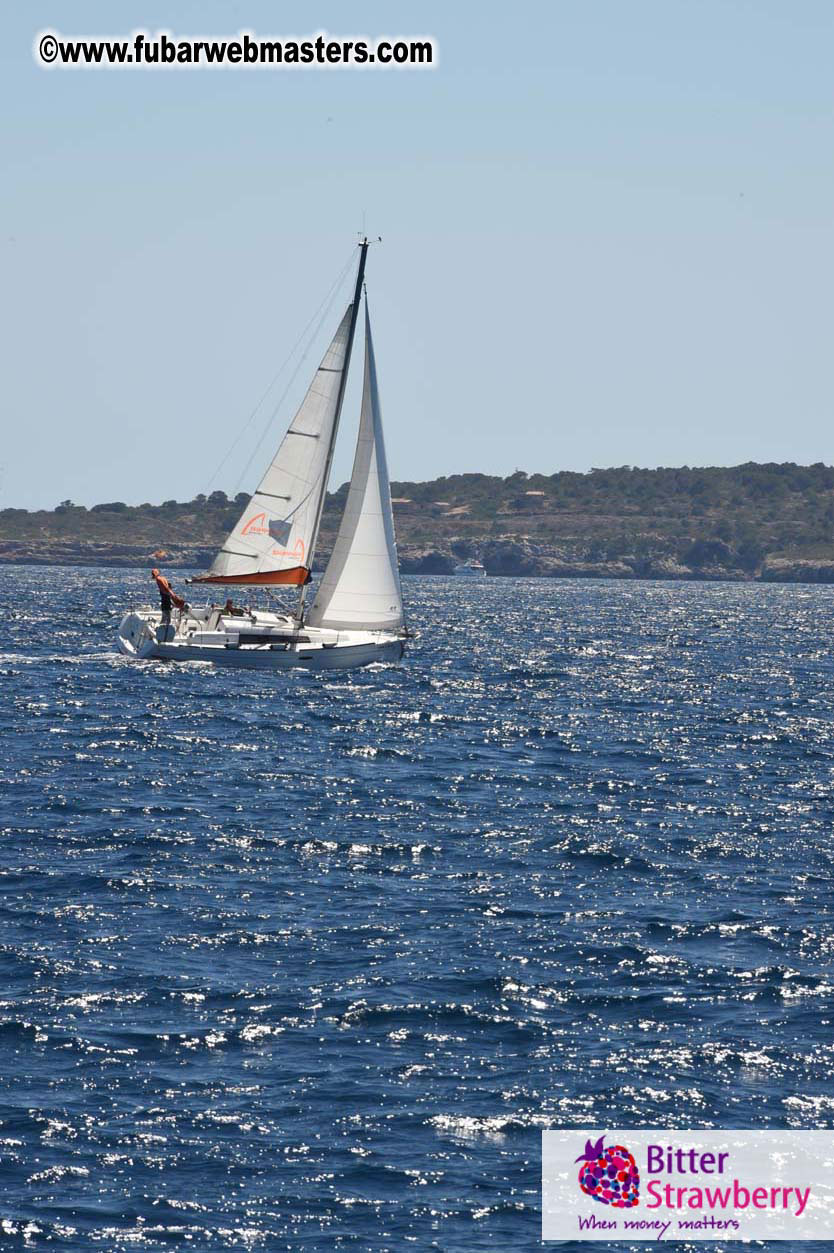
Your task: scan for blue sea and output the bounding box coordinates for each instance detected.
[1,566,832,1251]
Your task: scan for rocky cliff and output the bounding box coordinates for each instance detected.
[4,536,834,584]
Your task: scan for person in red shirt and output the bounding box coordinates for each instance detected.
[151,568,186,629]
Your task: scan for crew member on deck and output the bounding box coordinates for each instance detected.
[151,568,186,627]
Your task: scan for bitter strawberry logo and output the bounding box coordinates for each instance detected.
[576,1135,640,1208]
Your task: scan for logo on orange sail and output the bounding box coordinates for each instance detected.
[241,512,304,562]
[242,511,269,536]
[277,538,305,562]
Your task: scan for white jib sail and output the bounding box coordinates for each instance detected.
[307,302,404,631]
[205,304,354,581]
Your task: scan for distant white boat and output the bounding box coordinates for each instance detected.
[453,560,487,577]
[118,239,407,671]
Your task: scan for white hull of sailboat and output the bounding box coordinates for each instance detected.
[117,609,405,672]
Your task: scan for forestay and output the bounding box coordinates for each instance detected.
[195,304,354,585]
[307,303,404,630]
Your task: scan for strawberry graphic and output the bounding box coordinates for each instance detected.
[576,1135,640,1207]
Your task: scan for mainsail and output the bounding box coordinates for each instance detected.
[194,303,355,586]
[307,302,404,631]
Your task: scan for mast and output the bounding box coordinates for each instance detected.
[295,237,369,621]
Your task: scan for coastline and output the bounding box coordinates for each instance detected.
[3,539,834,584]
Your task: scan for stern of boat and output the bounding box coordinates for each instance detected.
[117,610,160,659]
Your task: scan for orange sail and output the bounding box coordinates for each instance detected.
[191,567,311,587]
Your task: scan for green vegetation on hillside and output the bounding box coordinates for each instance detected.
[3,462,834,574]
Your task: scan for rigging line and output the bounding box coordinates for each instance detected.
[205,246,357,494]
[231,266,354,499]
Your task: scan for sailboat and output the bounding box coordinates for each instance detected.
[117,239,407,671]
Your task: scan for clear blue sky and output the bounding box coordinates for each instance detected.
[3,2,834,510]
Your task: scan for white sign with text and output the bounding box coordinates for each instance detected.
[542,1130,834,1241]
